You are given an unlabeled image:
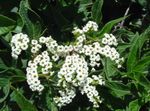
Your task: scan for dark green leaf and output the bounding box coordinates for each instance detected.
[138,25,150,53]
[137,0,147,7]
[127,33,139,72]
[92,0,103,24]
[129,99,140,111]
[10,76,26,83]
[19,0,42,38]
[11,88,38,111]
[77,0,93,21]
[13,13,24,33]
[0,15,16,35]
[0,78,10,87]
[133,56,150,72]
[106,81,130,97]
[0,78,10,103]
[103,58,117,79]
[133,73,150,90]
[0,106,10,111]
[127,26,150,72]
[0,85,10,103]
[46,92,58,111]
[3,32,12,42]
[117,43,131,53]
[9,67,25,76]
[0,15,16,26]
[97,16,127,38]
[0,58,9,73]
[0,26,15,36]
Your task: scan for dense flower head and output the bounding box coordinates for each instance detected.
[11,33,29,59]
[26,51,52,92]
[10,21,123,108]
[57,54,88,86]
[54,88,76,107]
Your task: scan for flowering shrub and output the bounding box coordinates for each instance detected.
[10,21,123,108]
[0,0,150,111]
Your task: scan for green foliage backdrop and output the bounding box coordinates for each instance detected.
[0,0,150,111]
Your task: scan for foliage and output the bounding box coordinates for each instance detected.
[0,0,150,111]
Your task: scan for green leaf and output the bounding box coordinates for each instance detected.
[0,58,9,73]
[127,33,140,72]
[103,58,117,79]
[106,81,130,97]
[13,13,24,33]
[0,26,15,36]
[10,75,26,83]
[127,26,150,72]
[19,0,42,38]
[97,16,127,38]
[133,73,150,90]
[137,0,147,7]
[50,102,58,111]
[77,0,93,21]
[0,84,10,103]
[0,78,10,103]
[138,25,150,53]
[0,78,10,87]
[11,88,38,111]
[129,99,140,111]
[0,15,16,35]
[117,43,131,53]
[10,67,25,76]
[133,56,150,72]
[0,106,10,111]
[0,15,16,26]
[92,0,103,24]
[46,92,58,111]
[3,32,12,42]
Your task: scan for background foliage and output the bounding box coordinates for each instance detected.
[0,0,150,111]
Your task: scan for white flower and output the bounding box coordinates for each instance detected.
[52,54,59,61]
[31,39,38,45]
[82,21,98,32]
[11,33,29,59]
[39,36,46,43]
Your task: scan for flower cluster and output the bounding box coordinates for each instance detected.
[11,33,29,59]
[72,21,98,35]
[57,54,88,87]
[102,33,118,46]
[80,75,105,107]
[10,21,124,108]
[26,51,52,92]
[31,39,42,54]
[82,21,98,32]
[54,88,76,107]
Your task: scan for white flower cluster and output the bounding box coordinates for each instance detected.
[72,21,98,35]
[31,39,42,54]
[10,21,124,108]
[102,33,118,46]
[82,21,98,32]
[26,51,52,92]
[54,88,76,107]
[38,36,72,57]
[57,54,88,87]
[80,75,105,107]
[55,54,105,107]
[72,22,123,67]
[91,42,123,68]
[11,33,29,59]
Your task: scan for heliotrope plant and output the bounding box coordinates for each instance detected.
[10,21,124,108]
